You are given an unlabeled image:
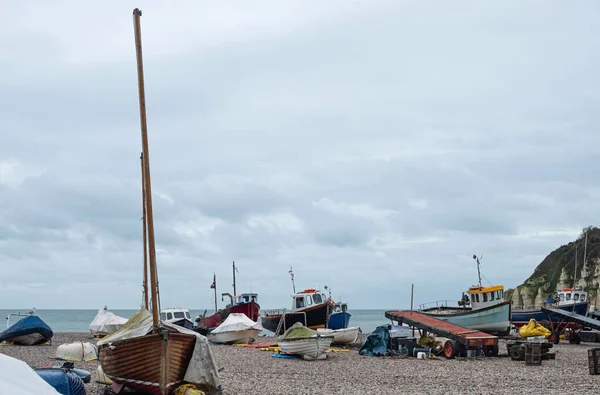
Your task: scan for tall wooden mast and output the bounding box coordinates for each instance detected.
[141,152,149,310]
[133,8,159,332]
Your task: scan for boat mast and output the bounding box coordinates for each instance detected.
[472,255,482,288]
[133,8,159,332]
[574,244,578,288]
[232,261,237,298]
[213,273,218,313]
[289,266,296,294]
[141,152,149,310]
[581,231,588,288]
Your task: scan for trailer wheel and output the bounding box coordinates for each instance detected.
[443,340,458,359]
[484,345,499,357]
[568,332,581,345]
[548,331,560,344]
[509,345,525,360]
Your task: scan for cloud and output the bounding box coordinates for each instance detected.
[0,0,599,310]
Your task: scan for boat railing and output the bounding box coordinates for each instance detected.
[6,311,34,329]
[263,308,287,316]
[275,311,307,335]
[418,300,461,310]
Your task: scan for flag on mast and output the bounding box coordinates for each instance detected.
[289,267,294,279]
[210,273,216,289]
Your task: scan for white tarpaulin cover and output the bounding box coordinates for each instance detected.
[0,353,60,395]
[210,313,263,334]
[55,341,98,362]
[98,308,221,391]
[89,307,128,337]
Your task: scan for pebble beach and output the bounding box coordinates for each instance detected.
[1,332,599,394]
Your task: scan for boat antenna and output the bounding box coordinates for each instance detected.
[140,152,149,310]
[289,266,296,293]
[472,254,483,288]
[324,285,331,300]
[133,8,160,332]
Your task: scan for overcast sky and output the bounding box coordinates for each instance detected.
[1,1,599,310]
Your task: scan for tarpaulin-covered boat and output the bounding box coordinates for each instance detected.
[0,353,60,395]
[0,315,53,345]
[89,307,128,337]
[34,367,86,395]
[208,313,263,345]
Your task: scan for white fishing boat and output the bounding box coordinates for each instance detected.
[277,322,333,360]
[208,313,262,345]
[317,326,362,345]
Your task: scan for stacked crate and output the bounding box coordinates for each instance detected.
[589,348,600,375]
[524,343,542,366]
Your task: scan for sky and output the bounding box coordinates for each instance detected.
[1,0,599,310]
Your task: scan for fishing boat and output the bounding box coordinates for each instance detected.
[208,313,263,344]
[89,306,128,337]
[195,262,260,332]
[419,255,512,336]
[323,285,352,330]
[97,9,221,395]
[160,307,194,330]
[0,312,53,345]
[317,326,362,344]
[277,322,334,360]
[261,268,335,335]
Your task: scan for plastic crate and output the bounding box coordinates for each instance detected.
[525,343,542,366]
[588,348,600,375]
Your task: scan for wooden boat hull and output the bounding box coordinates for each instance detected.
[261,302,332,335]
[208,329,261,345]
[98,331,195,395]
[197,301,260,330]
[421,301,511,335]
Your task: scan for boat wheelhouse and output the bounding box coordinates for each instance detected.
[556,287,587,306]
[160,308,194,330]
[262,287,334,335]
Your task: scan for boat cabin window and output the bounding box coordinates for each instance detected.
[342,303,348,312]
[490,292,495,301]
[475,294,480,303]
[185,311,191,319]
[334,304,341,313]
[296,297,305,308]
[306,295,313,306]
[160,313,167,320]
[581,294,587,302]
[574,293,580,302]
[174,312,185,319]
[496,290,502,300]
[559,293,565,301]
[566,293,572,301]
[251,295,257,302]
[313,294,323,304]
[482,293,488,302]
[167,312,173,320]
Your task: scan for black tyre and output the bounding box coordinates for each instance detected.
[484,344,499,357]
[443,340,458,359]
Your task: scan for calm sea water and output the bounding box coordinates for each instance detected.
[0,309,390,335]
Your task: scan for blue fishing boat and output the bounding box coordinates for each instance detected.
[327,302,351,330]
[0,313,53,345]
[511,287,589,327]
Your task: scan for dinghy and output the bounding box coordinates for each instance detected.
[0,314,53,345]
[277,322,333,360]
[89,307,128,337]
[55,342,98,362]
[317,326,362,344]
[208,313,262,344]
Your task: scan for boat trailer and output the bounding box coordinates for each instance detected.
[540,306,600,344]
[385,310,499,359]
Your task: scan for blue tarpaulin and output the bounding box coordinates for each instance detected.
[0,315,53,345]
[359,325,389,356]
[35,369,86,395]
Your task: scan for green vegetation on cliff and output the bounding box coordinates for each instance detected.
[511,226,600,301]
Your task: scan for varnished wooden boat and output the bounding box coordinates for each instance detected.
[99,329,196,394]
[97,9,221,395]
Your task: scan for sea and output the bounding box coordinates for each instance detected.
[0,309,391,335]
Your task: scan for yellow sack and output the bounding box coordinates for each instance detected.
[174,384,205,395]
[519,318,551,338]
